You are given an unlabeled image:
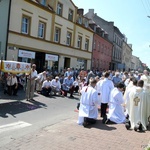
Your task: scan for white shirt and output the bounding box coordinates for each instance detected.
[73,80,79,87]
[36,72,46,82]
[42,80,51,88]
[31,70,38,79]
[7,76,18,86]
[51,79,61,89]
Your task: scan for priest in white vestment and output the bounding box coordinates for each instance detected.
[140,70,150,92]
[77,78,99,127]
[129,80,149,131]
[124,77,138,116]
[106,83,126,124]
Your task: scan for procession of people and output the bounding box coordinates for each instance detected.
[77,69,150,132]
[1,63,150,132]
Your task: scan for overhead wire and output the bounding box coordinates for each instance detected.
[145,0,150,13]
[140,0,149,15]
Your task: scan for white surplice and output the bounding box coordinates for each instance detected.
[96,78,114,104]
[129,87,149,130]
[77,85,99,125]
[107,88,126,124]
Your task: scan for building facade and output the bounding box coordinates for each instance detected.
[131,55,143,71]
[6,0,94,73]
[85,9,124,70]
[89,22,113,71]
[122,40,132,71]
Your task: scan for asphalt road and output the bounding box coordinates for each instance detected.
[0,89,80,147]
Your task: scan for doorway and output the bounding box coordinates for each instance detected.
[64,57,70,69]
[35,52,45,73]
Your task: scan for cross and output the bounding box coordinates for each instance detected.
[133,97,140,106]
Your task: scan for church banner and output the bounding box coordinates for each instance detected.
[0,60,31,74]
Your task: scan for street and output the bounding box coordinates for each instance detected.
[0,89,80,148]
[0,89,150,150]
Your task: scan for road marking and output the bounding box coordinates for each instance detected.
[0,121,32,133]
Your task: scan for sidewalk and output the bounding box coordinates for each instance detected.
[0,113,149,150]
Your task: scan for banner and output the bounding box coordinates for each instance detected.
[18,50,35,59]
[0,60,31,74]
[45,54,58,61]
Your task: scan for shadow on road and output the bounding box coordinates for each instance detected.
[0,100,47,118]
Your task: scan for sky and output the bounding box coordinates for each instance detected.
[72,0,150,68]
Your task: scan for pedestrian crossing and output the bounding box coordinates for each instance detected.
[0,121,32,133]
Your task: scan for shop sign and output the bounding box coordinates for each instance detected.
[18,50,35,59]
[45,54,58,61]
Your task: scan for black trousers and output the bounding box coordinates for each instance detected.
[41,87,51,96]
[84,117,97,124]
[101,103,108,118]
[7,83,18,95]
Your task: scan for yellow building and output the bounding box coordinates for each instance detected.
[7,0,93,72]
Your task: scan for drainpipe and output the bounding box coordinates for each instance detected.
[5,0,12,60]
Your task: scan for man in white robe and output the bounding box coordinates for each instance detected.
[128,80,149,131]
[77,78,99,127]
[105,83,126,124]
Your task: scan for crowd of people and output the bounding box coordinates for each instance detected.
[1,64,150,131]
[77,69,150,132]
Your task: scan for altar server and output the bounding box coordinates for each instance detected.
[105,83,126,124]
[77,78,99,127]
[97,71,114,119]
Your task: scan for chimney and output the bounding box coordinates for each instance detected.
[88,9,94,19]
[77,9,84,15]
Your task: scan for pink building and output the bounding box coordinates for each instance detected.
[91,24,113,71]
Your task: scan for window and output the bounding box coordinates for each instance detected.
[93,40,96,50]
[78,17,82,24]
[54,27,61,43]
[101,44,104,53]
[38,21,46,39]
[66,32,72,46]
[98,42,101,51]
[40,0,46,6]
[84,19,89,28]
[68,9,73,21]
[85,38,89,50]
[77,36,82,49]
[57,2,63,16]
[21,16,30,34]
